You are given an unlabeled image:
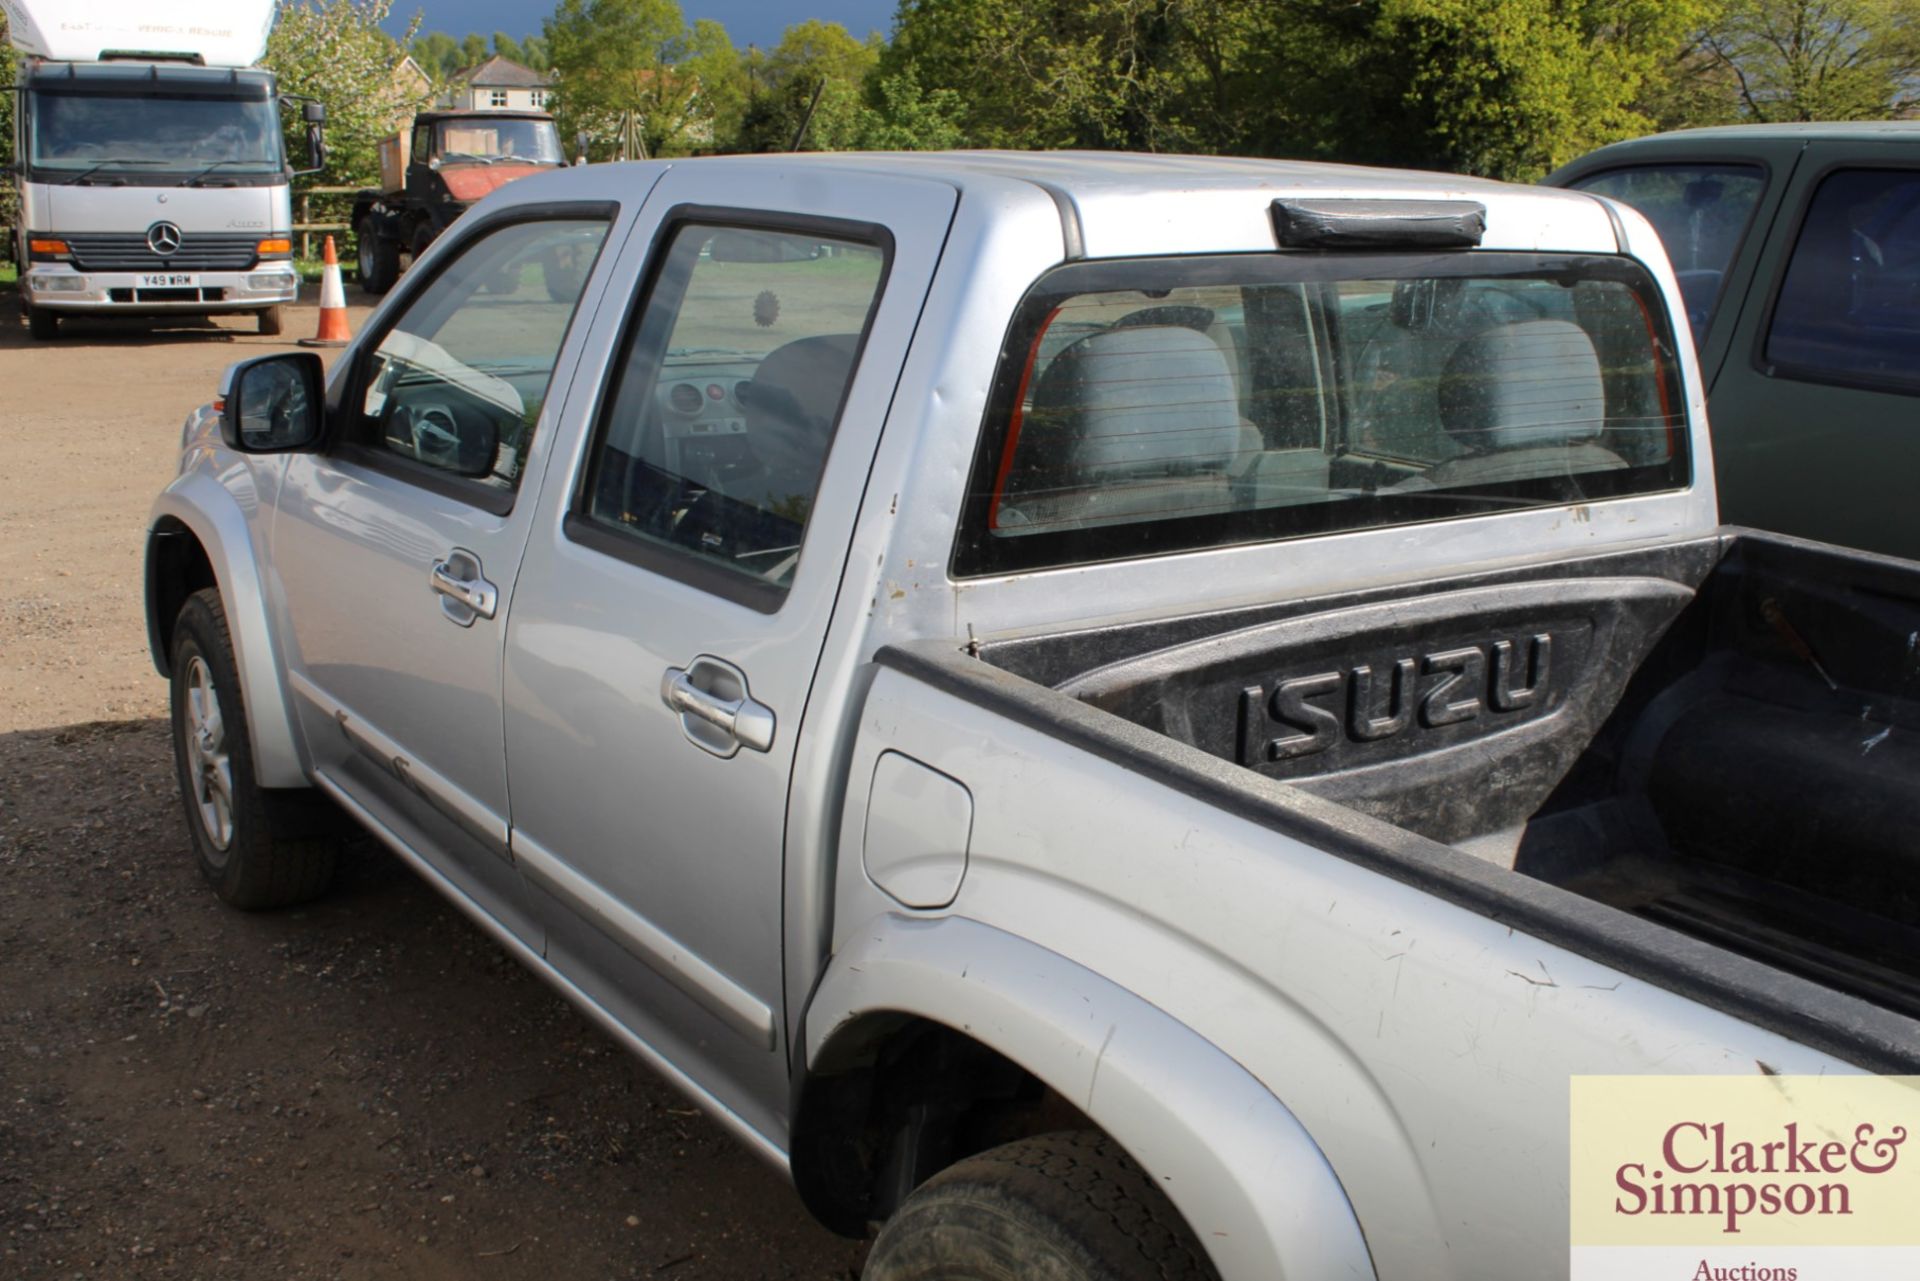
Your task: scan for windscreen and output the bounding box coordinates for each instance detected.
[953,253,1688,577]
[436,119,562,164]
[29,91,284,176]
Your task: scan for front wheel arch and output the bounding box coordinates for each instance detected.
[145,489,308,788]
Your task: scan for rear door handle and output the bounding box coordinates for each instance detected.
[429,549,497,624]
[662,656,775,757]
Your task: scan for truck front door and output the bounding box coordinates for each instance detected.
[1706,142,1920,559]
[271,196,637,942]
[501,168,957,1143]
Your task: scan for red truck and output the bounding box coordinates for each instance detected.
[350,109,565,293]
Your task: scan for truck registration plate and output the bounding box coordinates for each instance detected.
[139,274,196,289]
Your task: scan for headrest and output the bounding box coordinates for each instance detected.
[1029,326,1244,482]
[742,333,860,434]
[1438,319,1607,451]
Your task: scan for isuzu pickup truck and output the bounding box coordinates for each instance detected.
[143,153,1920,1280]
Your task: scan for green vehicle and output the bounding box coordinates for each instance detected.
[1547,123,1920,561]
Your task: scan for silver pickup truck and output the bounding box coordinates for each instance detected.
[144,154,1920,1280]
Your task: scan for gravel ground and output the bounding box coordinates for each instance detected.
[0,296,869,1279]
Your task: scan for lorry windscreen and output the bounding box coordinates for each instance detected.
[953,252,1689,577]
[436,119,561,164]
[28,91,284,176]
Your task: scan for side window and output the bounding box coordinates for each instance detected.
[355,217,610,493]
[1765,168,1920,392]
[1569,163,1765,347]
[411,124,431,160]
[576,221,888,603]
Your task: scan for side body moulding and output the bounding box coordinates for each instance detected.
[803,914,1379,1281]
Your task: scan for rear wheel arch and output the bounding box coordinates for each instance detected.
[795,919,1379,1280]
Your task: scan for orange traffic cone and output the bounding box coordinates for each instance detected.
[298,235,352,348]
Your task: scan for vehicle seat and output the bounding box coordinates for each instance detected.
[1396,319,1624,492]
[730,333,860,518]
[998,325,1253,531]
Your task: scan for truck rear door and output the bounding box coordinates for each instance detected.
[500,167,958,1141]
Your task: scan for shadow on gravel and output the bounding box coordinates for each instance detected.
[0,719,864,1281]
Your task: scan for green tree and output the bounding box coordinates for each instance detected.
[411,30,463,78]
[1236,0,1717,179]
[682,20,749,150]
[493,31,526,65]
[461,32,488,68]
[1,9,14,243]
[1697,0,1920,119]
[736,20,883,151]
[855,66,969,150]
[545,0,703,156]
[264,1,432,190]
[882,0,1223,151]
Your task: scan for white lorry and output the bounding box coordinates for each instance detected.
[142,153,1920,1278]
[4,0,323,339]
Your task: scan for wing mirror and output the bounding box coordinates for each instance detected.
[219,353,328,454]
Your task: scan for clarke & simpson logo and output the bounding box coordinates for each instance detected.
[1571,1077,1920,1281]
[1613,1117,1907,1233]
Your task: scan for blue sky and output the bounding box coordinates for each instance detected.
[386,2,899,52]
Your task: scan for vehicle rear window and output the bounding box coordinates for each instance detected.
[953,253,1688,577]
[1567,164,1765,348]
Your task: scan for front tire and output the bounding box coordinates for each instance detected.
[169,588,340,910]
[27,306,59,341]
[256,305,285,337]
[863,1132,1220,1281]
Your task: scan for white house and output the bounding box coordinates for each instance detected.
[445,55,553,112]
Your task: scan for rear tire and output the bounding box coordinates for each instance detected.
[863,1131,1220,1281]
[168,588,340,910]
[256,305,285,337]
[356,222,398,295]
[27,306,59,341]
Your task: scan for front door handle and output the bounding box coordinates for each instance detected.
[662,656,775,757]
[429,549,497,624]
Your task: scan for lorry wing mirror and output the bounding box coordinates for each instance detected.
[220,353,328,454]
[303,101,327,125]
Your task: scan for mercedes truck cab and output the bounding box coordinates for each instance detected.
[7,0,324,340]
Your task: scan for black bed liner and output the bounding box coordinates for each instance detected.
[880,529,1920,1071]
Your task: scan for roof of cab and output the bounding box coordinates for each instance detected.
[1547,121,1920,182]
[582,150,1624,260]
[1581,121,1920,146]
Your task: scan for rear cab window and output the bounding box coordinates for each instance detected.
[954,253,1688,577]
[1566,164,1765,347]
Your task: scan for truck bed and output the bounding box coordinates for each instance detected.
[952,531,1920,1028]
